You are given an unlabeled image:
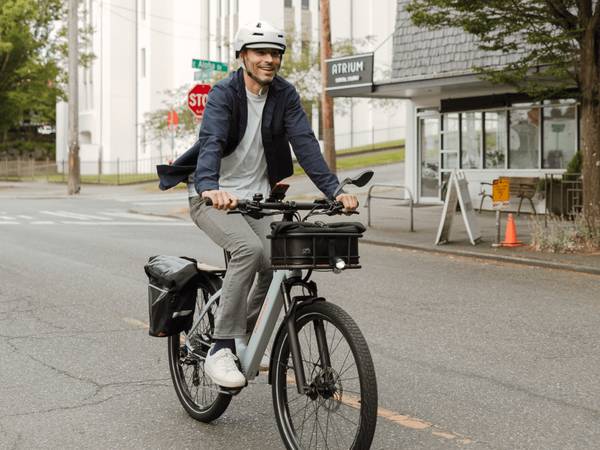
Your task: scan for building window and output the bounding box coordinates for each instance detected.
[419,116,440,198]
[302,0,309,9]
[140,48,146,78]
[484,111,507,169]
[543,101,576,169]
[441,113,459,169]
[509,105,540,169]
[285,0,293,7]
[461,112,482,169]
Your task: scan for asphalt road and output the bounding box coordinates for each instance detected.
[1,179,599,449]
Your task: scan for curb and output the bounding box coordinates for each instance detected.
[362,239,600,277]
[128,209,600,277]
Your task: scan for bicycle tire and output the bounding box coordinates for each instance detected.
[271,301,378,449]
[167,276,232,422]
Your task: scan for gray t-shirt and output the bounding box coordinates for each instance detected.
[216,88,270,200]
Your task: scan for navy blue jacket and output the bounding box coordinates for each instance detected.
[157,68,340,198]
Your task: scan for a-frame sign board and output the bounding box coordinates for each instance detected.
[435,170,481,246]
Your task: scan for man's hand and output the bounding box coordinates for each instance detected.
[201,190,238,210]
[335,193,359,212]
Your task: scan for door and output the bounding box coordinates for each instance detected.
[418,116,440,201]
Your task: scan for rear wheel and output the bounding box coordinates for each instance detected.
[167,276,232,422]
[271,301,378,449]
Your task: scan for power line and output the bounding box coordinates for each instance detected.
[373,28,397,53]
[94,0,221,41]
[106,5,222,43]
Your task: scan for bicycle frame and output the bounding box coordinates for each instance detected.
[189,267,331,392]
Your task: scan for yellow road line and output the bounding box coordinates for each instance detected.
[286,375,472,444]
[127,317,473,444]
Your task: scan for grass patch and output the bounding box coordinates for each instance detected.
[337,139,405,156]
[294,148,405,175]
[46,173,158,185]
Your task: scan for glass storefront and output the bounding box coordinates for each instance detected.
[416,98,578,200]
[442,113,459,169]
[509,105,540,169]
[461,112,482,169]
[484,111,507,169]
[543,100,577,168]
[419,116,440,198]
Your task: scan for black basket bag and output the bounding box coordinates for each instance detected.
[144,255,199,337]
[268,221,366,270]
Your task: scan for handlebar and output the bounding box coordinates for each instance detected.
[204,197,340,210]
[202,197,356,218]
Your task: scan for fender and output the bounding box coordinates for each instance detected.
[267,296,326,386]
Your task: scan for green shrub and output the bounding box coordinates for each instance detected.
[529,214,600,253]
[566,151,582,174]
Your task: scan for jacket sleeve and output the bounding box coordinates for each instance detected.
[284,88,340,199]
[194,84,232,195]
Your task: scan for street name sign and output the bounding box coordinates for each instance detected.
[435,170,481,246]
[192,59,228,72]
[187,84,211,117]
[194,69,212,81]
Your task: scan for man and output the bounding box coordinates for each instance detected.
[158,21,357,388]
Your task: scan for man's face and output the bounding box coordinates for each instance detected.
[241,48,282,85]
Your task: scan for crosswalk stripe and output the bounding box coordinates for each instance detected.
[16,215,33,219]
[0,215,16,220]
[31,221,55,225]
[132,201,187,206]
[41,210,113,221]
[98,211,177,221]
[59,221,192,226]
[0,221,19,225]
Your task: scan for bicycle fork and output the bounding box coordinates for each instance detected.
[286,317,332,395]
[282,281,331,395]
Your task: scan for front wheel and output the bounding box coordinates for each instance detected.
[271,301,378,449]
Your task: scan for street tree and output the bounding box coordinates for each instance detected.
[407,0,600,223]
[0,0,64,142]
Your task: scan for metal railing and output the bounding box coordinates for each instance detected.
[0,157,164,185]
[544,173,582,222]
[365,184,415,231]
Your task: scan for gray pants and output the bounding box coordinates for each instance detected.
[189,196,273,339]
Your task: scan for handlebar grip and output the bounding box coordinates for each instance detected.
[203,197,213,206]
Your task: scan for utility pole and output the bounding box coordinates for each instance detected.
[320,0,336,173]
[67,0,81,194]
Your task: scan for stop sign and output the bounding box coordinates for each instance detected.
[187,84,211,117]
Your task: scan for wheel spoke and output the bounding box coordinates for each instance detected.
[274,304,375,450]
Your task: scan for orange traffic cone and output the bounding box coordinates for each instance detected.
[501,213,523,247]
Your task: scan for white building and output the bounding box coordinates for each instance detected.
[56,0,403,173]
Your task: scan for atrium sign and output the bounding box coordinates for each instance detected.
[325,53,374,97]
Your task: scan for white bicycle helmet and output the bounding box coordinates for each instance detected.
[234,21,286,58]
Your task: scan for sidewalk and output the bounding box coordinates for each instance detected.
[3,178,599,275]
[357,196,600,276]
[132,185,600,276]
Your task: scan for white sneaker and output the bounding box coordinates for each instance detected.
[204,348,246,388]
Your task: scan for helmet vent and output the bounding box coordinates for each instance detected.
[252,32,264,36]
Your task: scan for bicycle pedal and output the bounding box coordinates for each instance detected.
[218,385,244,396]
